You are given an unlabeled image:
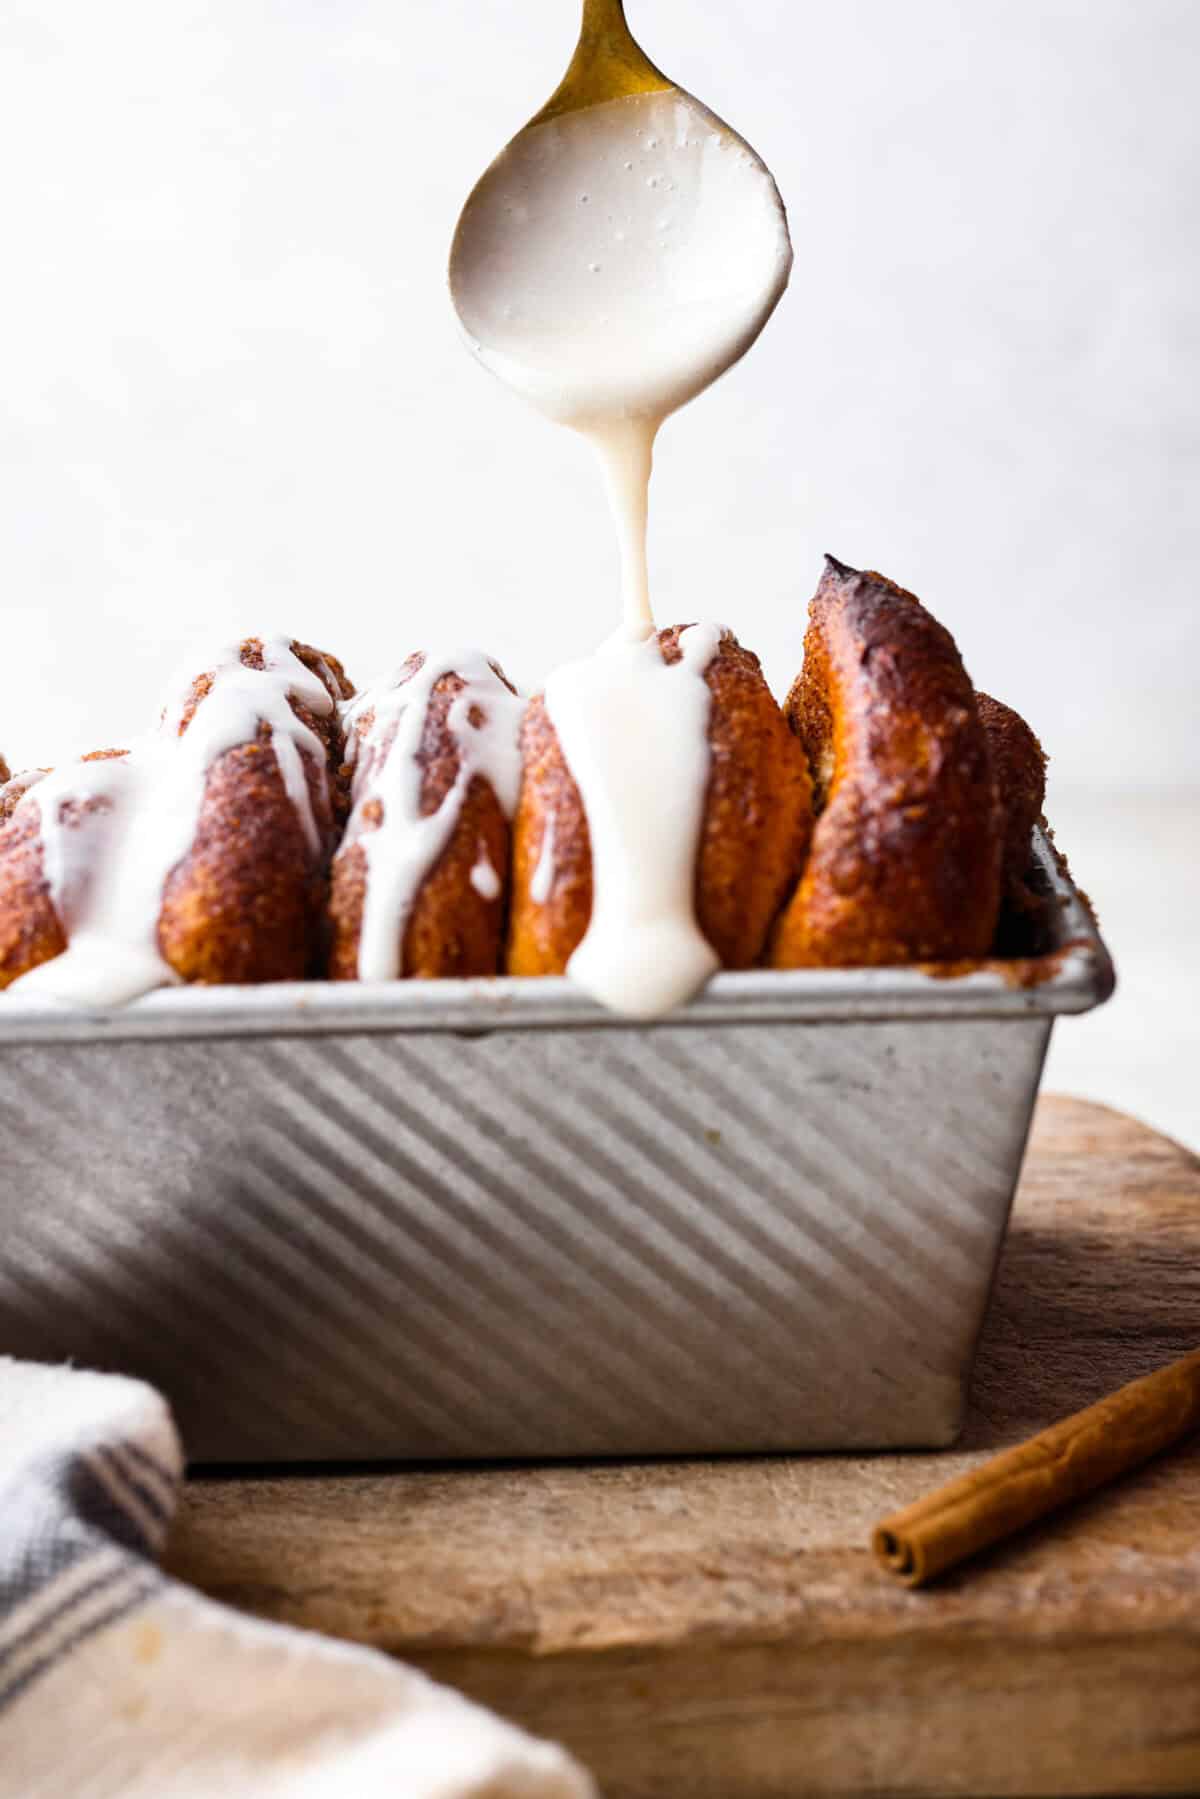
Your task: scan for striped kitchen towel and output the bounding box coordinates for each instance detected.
[0,1357,592,1798]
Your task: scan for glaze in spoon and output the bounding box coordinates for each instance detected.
[448,0,792,632]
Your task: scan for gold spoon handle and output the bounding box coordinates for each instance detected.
[532,0,672,125]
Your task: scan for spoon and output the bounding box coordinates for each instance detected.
[449,0,792,632]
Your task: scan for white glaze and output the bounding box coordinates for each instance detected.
[341,651,523,981]
[545,621,723,1018]
[451,88,792,632]
[451,85,789,1016]
[8,637,333,1006]
[530,812,556,906]
[0,767,49,808]
[470,844,502,901]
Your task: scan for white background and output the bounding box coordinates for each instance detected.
[0,1,1196,1137]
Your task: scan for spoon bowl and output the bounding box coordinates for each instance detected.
[448,0,792,432]
[448,0,792,631]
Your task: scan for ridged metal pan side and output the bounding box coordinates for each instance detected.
[0,1012,1051,1459]
[0,827,1112,1047]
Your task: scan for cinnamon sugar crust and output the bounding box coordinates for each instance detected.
[507,625,813,976]
[0,752,129,989]
[0,767,47,828]
[770,557,1003,967]
[0,799,67,988]
[977,691,1048,907]
[0,597,1059,997]
[505,692,594,978]
[160,639,350,984]
[0,639,351,992]
[328,655,518,980]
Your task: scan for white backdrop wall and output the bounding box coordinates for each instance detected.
[1,0,1196,795]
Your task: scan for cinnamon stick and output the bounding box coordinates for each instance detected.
[873,1346,1200,1586]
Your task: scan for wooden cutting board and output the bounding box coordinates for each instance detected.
[167,1097,1200,1797]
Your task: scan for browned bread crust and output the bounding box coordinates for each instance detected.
[507,626,813,976]
[160,639,351,985]
[976,692,1047,905]
[0,751,130,990]
[0,799,67,989]
[0,640,351,992]
[770,557,1003,967]
[0,767,49,828]
[505,693,592,978]
[328,656,517,980]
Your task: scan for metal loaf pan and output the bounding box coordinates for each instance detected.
[0,829,1112,1463]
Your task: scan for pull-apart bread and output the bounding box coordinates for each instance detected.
[0,564,1053,1006]
[506,625,813,976]
[975,691,1048,908]
[770,557,1006,967]
[0,636,350,994]
[327,651,523,980]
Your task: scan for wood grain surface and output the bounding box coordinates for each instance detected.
[167,1096,1200,1797]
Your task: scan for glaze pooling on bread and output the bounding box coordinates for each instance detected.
[508,622,813,1017]
[328,650,523,981]
[545,622,723,1017]
[1,637,349,1002]
[771,557,1002,968]
[506,622,724,1014]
